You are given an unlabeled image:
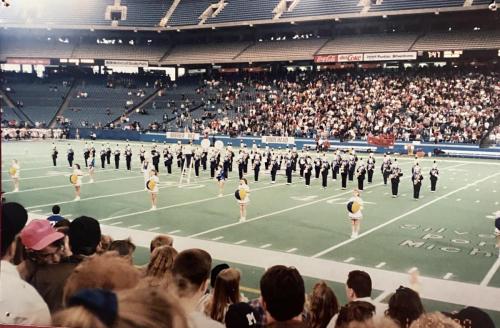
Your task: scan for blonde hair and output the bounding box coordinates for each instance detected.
[307,281,339,328]
[63,253,140,306]
[52,305,108,328]
[204,268,241,323]
[409,312,461,328]
[146,245,178,281]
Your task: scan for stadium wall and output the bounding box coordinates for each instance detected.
[70,128,500,159]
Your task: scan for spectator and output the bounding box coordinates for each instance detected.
[307,281,339,328]
[260,265,306,327]
[145,245,178,281]
[442,306,495,328]
[385,286,424,328]
[150,234,174,252]
[335,301,376,328]
[225,302,261,328]
[108,238,136,263]
[171,249,224,328]
[47,204,65,223]
[345,270,387,318]
[409,312,461,328]
[62,253,140,305]
[0,202,51,325]
[98,234,114,254]
[54,218,71,235]
[204,268,247,323]
[53,284,189,328]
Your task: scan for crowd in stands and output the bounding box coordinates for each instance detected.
[187,69,499,144]
[1,201,496,328]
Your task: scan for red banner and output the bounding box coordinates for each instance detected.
[7,58,50,65]
[367,134,395,147]
[314,54,338,63]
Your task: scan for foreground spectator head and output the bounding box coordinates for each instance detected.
[63,253,140,305]
[260,265,305,323]
[98,234,113,254]
[108,238,136,263]
[68,216,101,256]
[1,202,28,259]
[335,301,375,328]
[146,245,178,280]
[206,268,242,322]
[172,248,212,298]
[346,270,372,301]
[386,286,424,328]
[307,281,339,328]
[442,306,495,328]
[53,285,189,328]
[54,219,71,234]
[20,219,65,264]
[210,263,230,288]
[225,302,260,328]
[150,234,174,252]
[409,312,461,328]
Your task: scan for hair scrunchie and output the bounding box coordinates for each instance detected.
[67,288,118,326]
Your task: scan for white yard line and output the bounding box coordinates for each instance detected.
[312,171,500,258]
[480,258,500,287]
[286,248,298,253]
[148,227,161,231]
[1,165,59,173]
[374,290,392,302]
[98,181,294,223]
[99,224,500,312]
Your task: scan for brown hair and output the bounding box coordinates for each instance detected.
[150,234,174,252]
[146,245,178,281]
[172,249,211,298]
[97,235,113,254]
[307,281,339,328]
[108,238,136,258]
[53,283,189,328]
[409,312,461,328]
[205,268,241,322]
[63,253,140,305]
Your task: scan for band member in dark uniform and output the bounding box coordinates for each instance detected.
[270,159,279,184]
[412,167,424,200]
[106,144,112,165]
[139,145,146,165]
[332,151,341,181]
[164,148,173,174]
[176,145,183,168]
[253,155,261,182]
[238,155,245,180]
[201,149,208,171]
[314,155,321,179]
[100,146,106,169]
[114,145,121,169]
[382,158,392,186]
[67,144,74,168]
[367,154,375,183]
[340,158,349,190]
[151,146,160,173]
[348,153,356,181]
[321,158,330,189]
[243,151,249,174]
[430,161,439,192]
[286,158,293,185]
[227,146,234,172]
[210,152,217,178]
[299,154,306,178]
[194,152,201,177]
[125,144,132,171]
[83,144,90,167]
[390,160,403,198]
[52,144,58,166]
[304,159,312,187]
[291,150,298,172]
[90,144,96,158]
[356,159,366,191]
[265,149,272,171]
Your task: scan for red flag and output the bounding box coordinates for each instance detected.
[367,134,395,147]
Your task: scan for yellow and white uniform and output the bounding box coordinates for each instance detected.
[348,196,363,220]
[74,169,83,187]
[148,175,160,194]
[237,184,250,205]
[11,163,20,179]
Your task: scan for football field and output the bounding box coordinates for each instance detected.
[2,139,500,322]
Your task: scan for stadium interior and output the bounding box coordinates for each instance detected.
[1,0,500,327]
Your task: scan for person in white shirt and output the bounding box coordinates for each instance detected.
[237,178,250,222]
[147,169,160,210]
[347,189,364,239]
[0,202,51,325]
[9,159,20,192]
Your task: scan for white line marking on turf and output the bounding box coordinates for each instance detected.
[1,165,57,173]
[408,267,419,274]
[344,257,355,263]
[375,262,386,268]
[31,209,42,213]
[286,248,298,253]
[456,198,461,202]
[128,224,141,229]
[110,221,123,226]
[148,227,161,231]
[475,200,480,203]
[98,182,293,223]
[311,171,500,258]
[234,240,247,245]
[443,273,453,280]
[169,230,181,234]
[480,258,500,287]
[212,236,224,241]
[64,214,73,217]
[260,244,272,249]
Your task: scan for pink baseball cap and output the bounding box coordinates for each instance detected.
[20,219,65,251]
